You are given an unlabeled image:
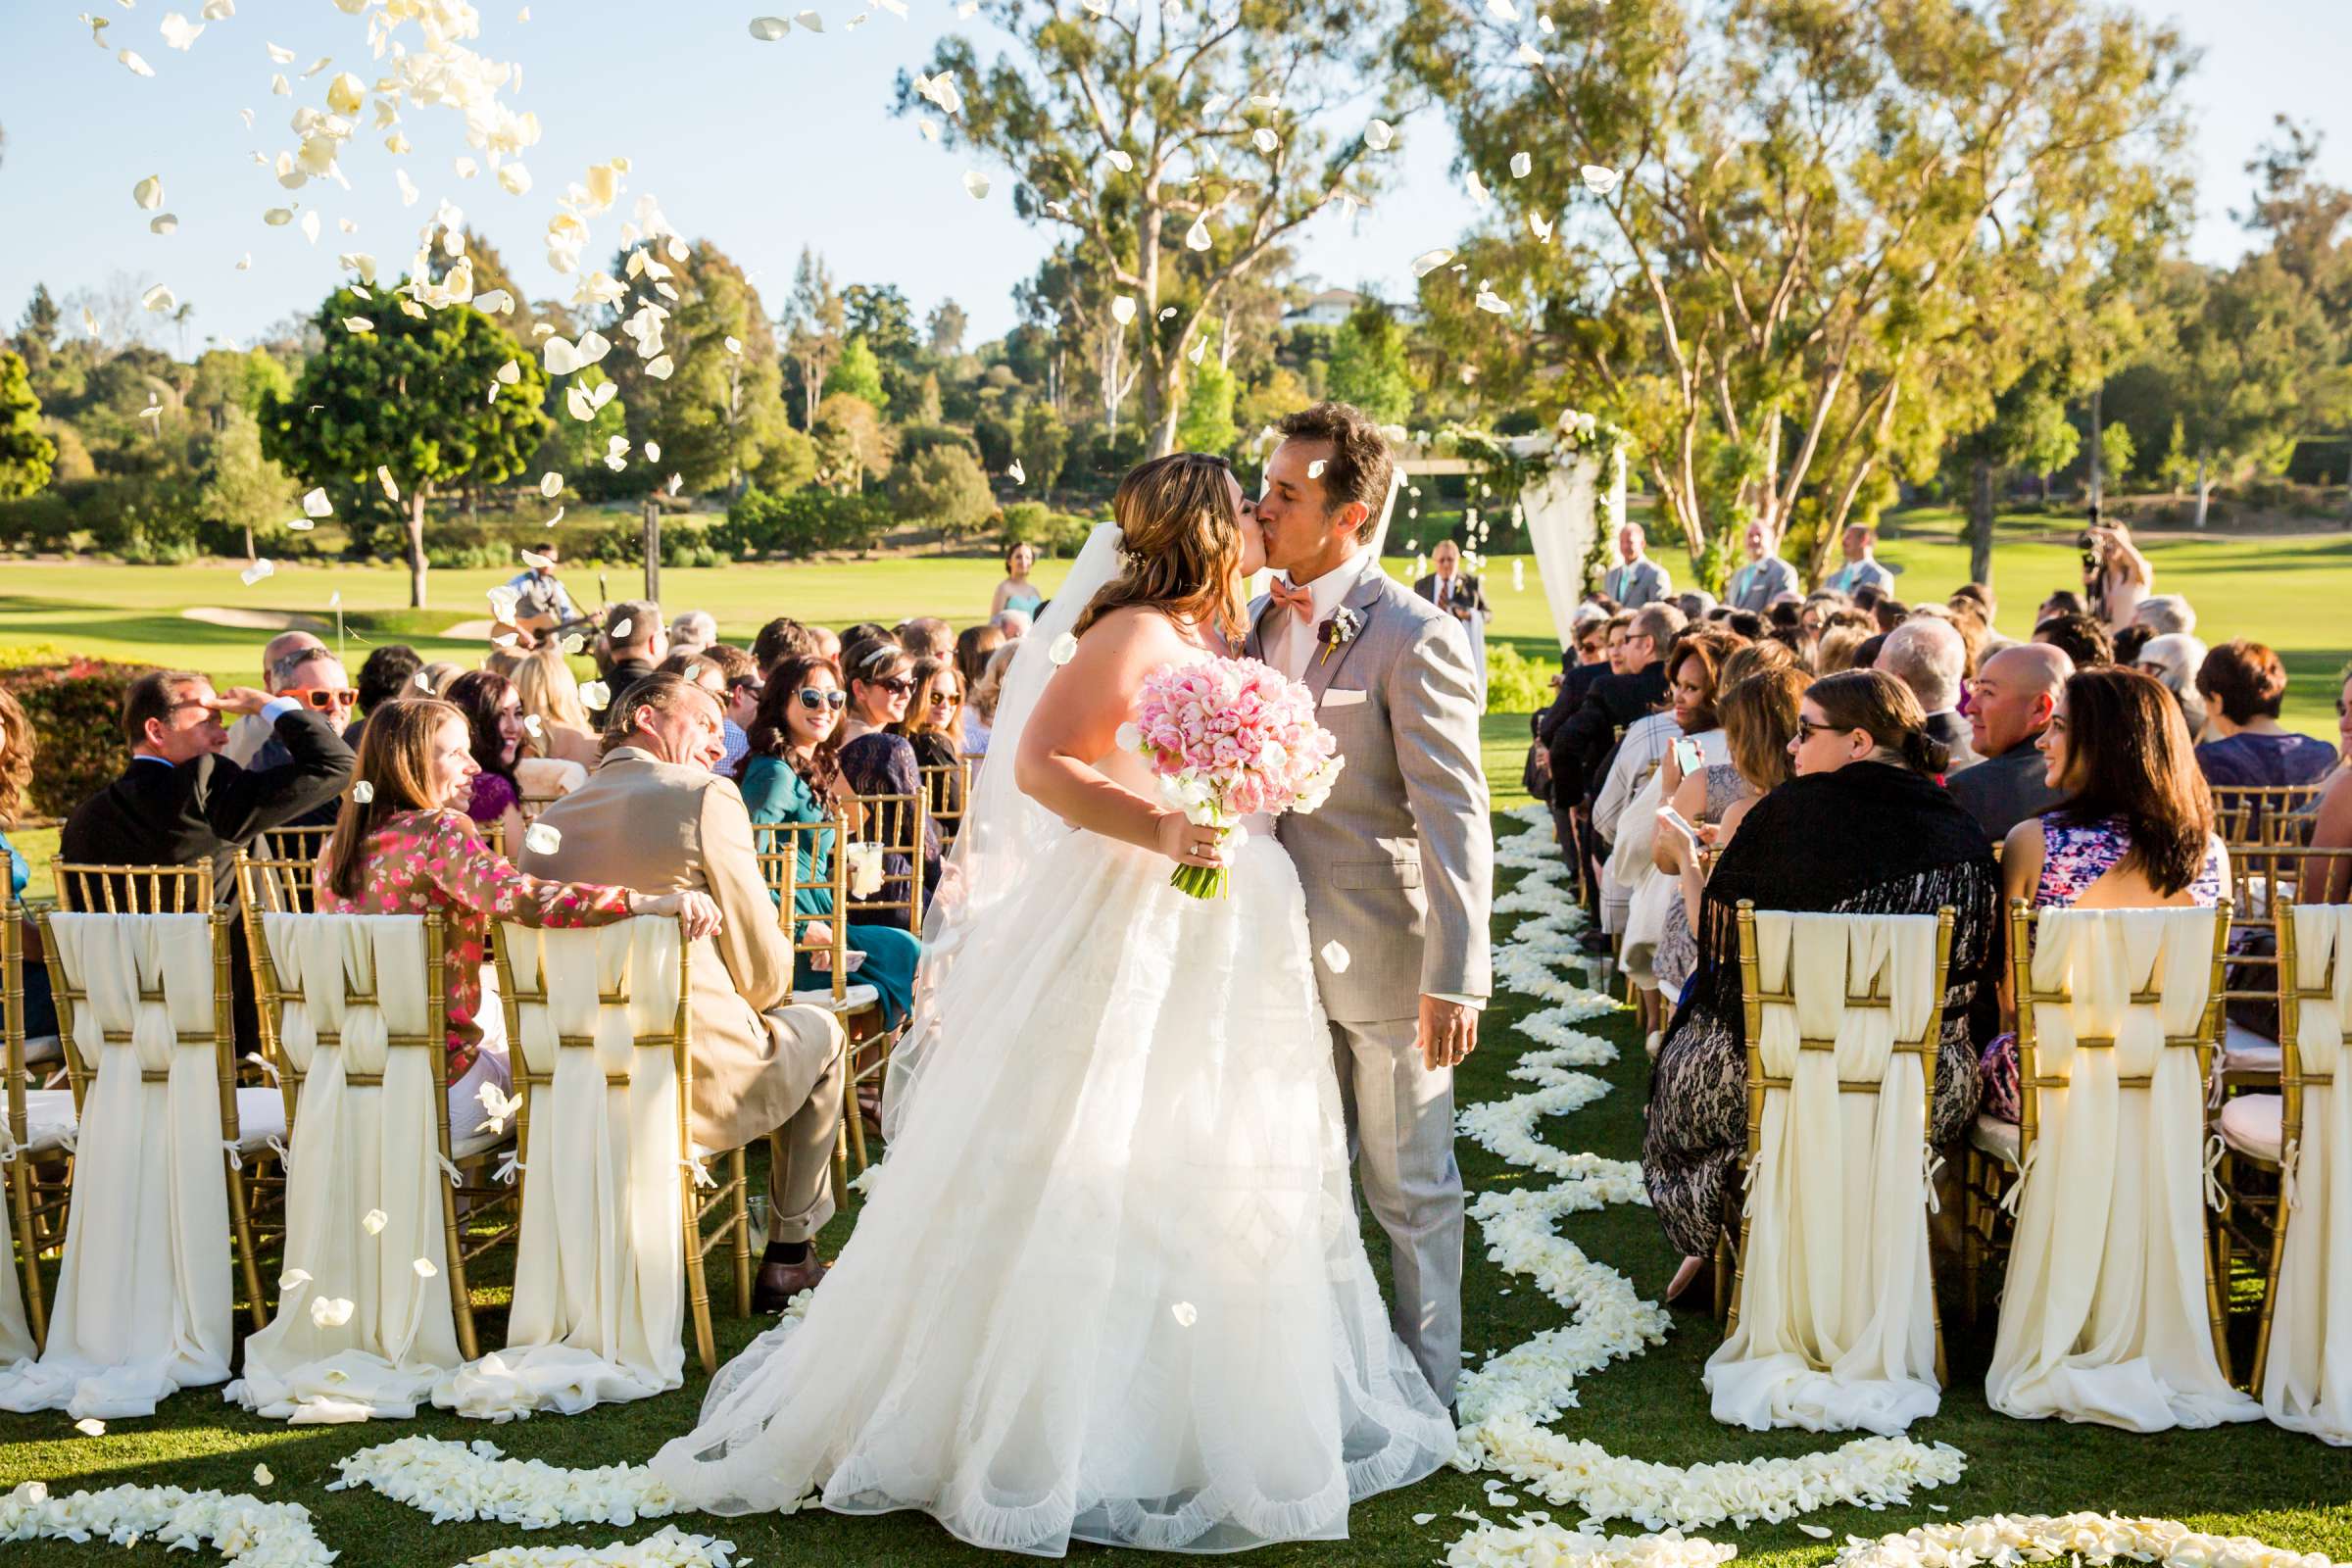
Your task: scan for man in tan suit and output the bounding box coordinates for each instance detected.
[519,671,847,1307]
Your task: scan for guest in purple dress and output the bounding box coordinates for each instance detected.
[1981,667,2227,1122]
[2194,639,2337,789]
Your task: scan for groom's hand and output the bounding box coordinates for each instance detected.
[1417,995,1478,1072]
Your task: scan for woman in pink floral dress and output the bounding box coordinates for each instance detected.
[316,697,722,1134]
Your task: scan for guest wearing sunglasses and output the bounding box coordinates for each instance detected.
[837,637,943,929]
[901,657,967,832]
[736,657,920,1024]
[246,647,365,829]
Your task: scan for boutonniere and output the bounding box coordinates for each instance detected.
[1316,608,1363,666]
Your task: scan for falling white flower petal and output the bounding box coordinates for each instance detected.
[1049,633,1079,665]
[141,283,176,313]
[1320,940,1350,973]
[1411,247,1455,278]
[1170,1301,1199,1328]
[414,1257,438,1279]
[376,466,400,503]
[1515,39,1544,66]
[74,1418,106,1437]
[310,1297,355,1329]
[1007,460,1025,485]
[724,335,743,356]
[539,471,563,499]
[278,1268,312,1289]
[1475,288,1511,315]
[578,680,610,710]
[1510,150,1533,179]
[749,15,789,38]
[1582,164,1621,194]
[646,354,674,380]
[1103,149,1134,173]
[133,174,165,211]
[645,441,662,463]
[351,780,374,804]
[240,560,274,586]
[1251,127,1279,154]
[1365,119,1394,150]
[1109,296,1137,326]
[523,822,563,857]
[119,48,156,76]
[1184,215,1212,251]
[961,170,991,200]
[302,487,332,517]
[361,1208,388,1236]
[344,317,373,333]
[150,215,178,235]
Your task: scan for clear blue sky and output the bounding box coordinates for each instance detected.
[2,0,2345,356]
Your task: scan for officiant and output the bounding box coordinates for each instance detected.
[1415,540,1492,708]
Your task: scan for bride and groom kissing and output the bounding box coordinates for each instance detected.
[650,401,1495,1555]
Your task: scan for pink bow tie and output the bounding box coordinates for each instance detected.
[1269,577,1315,621]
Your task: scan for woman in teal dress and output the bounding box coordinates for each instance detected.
[0,690,56,1041]
[990,541,1046,621]
[734,654,920,1025]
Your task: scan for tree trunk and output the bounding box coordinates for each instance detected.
[242,524,255,566]
[2193,451,2212,529]
[2087,384,2104,511]
[1968,457,1997,587]
[406,487,430,608]
[1143,364,1180,461]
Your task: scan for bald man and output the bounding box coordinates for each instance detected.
[1948,643,2075,842]
[221,629,329,767]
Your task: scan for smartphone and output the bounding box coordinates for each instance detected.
[1671,737,1703,777]
[1656,805,1698,843]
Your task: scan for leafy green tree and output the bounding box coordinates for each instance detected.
[927,299,969,358]
[0,350,56,500]
[783,247,846,430]
[894,443,996,546]
[1396,0,2193,579]
[905,0,1395,456]
[1177,352,1240,457]
[824,335,889,411]
[1018,402,1069,498]
[753,422,819,494]
[528,364,627,489]
[12,285,60,380]
[813,392,894,492]
[1950,365,2082,583]
[1324,300,1413,424]
[846,284,925,410]
[2098,421,2138,491]
[2168,253,2337,525]
[196,406,303,562]
[262,283,550,606]
[602,241,792,497]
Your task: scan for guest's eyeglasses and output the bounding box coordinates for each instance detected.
[927,691,962,709]
[1793,718,1845,740]
[871,676,914,697]
[284,686,359,710]
[729,677,764,698]
[797,688,848,712]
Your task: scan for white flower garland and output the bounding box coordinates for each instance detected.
[0,1481,332,1568]
[1830,1513,2335,1568]
[463,1525,740,1567]
[329,1438,686,1531]
[1444,810,1969,1546]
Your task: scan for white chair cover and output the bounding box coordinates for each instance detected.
[0,1240,26,1365]
[1705,912,1942,1433]
[437,918,687,1420]
[0,913,231,1417]
[2263,903,2352,1443]
[228,913,460,1423]
[1986,906,2260,1430]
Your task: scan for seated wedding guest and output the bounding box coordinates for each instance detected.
[2036,588,2086,624]
[524,673,850,1304]
[840,622,892,652]
[1979,667,2227,1122]
[65,668,353,898]
[838,636,944,925]
[902,656,968,829]
[808,624,843,665]
[1653,661,1806,1005]
[597,599,667,730]
[1640,637,1774,1004]
[443,669,528,853]
[2194,638,2336,788]
[2134,593,2196,639]
[2299,664,2352,905]
[668,610,719,659]
[316,698,711,1141]
[2136,632,2209,740]
[249,646,361,828]
[509,644,602,767]
[1675,590,1718,624]
[994,607,1032,642]
[753,615,820,677]
[736,654,920,1025]
[1950,582,1994,621]
[1643,668,2000,1304]
[963,642,1017,762]
[703,644,763,776]
[0,690,56,1042]
[1949,644,2073,842]
[353,643,425,741]
[2034,611,2113,670]
[1876,616,1978,772]
[220,630,328,767]
[1870,596,1907,636]
[2112,623,2153,667]
[1549,602,1687,819]
[898,616,955,662]
[1817,623,1870,674]
[1912,601,1987,678]
[955,622,1004,692]
[992,542,1046,620]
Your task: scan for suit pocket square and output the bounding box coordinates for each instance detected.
[1319,688,1369,709]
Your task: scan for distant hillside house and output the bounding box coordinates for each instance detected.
[1282,287,1424,329]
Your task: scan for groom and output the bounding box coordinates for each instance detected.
[1249,401,1494,1412]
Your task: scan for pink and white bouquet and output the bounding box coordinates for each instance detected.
[1117,657,1346,899]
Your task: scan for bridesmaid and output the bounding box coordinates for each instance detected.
[990,541,1045,620]
[735,656,920,1024]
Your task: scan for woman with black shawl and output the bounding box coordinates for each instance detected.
[1644,668,2003,1304]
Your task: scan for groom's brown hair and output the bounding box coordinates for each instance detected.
[1276,401,1393,544]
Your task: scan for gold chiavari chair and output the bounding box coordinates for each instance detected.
[2212,783,2328,855]
[2211,844,2352,1099]
[2,891,74,1349]
[1999,897,2236,1377]
[242,825,336,915]
[45,862,270,1330]
[918,758,970,849]
[495,916,749,1372]
[842,790,927,1166]
[1721,902,1955,1381]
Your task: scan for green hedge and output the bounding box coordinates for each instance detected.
[998,501,1099,557]
[1485,640,1552,715]
[1,659,150,819]
[710,487,892,559]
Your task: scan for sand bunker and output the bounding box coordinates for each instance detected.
[181,608,330,632]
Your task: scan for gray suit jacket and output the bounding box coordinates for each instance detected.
[1245,564,1493,1024]
[1727,556,1798,612]
[1946,736,2068,844]
[1603,558,1673,609]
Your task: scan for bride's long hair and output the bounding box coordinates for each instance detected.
[1071,453,1245,643]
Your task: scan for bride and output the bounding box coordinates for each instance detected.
[651,453,1454,1554]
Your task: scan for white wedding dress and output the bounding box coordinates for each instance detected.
[652,530,1452,1555]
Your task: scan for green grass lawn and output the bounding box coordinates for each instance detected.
[5,806,2351,1564]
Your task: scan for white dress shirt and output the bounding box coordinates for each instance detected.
[1266,552,1379,682]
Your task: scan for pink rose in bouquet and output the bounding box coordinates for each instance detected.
[1117,657,1346,899]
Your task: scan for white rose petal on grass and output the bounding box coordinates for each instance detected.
[351,781,374,805]
[310,1297,354,1329]
[1049,633,1080,666]
[1320,941,1350,973]
[962,171,991,200]
[523,822,563,857]
[1797,1525,1834,1540]
[1412,1513,1436,1526]
[253,1465,272,1488]
[414,1257,438,1279]
[240,560,274,586]
[134,174,165,211]
[1169,1301,1199,1328]
[74,1418,105,1437]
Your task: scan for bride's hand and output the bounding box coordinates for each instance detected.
[1153,810,1226,871]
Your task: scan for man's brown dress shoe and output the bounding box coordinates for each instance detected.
[752,1252,830,1313]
